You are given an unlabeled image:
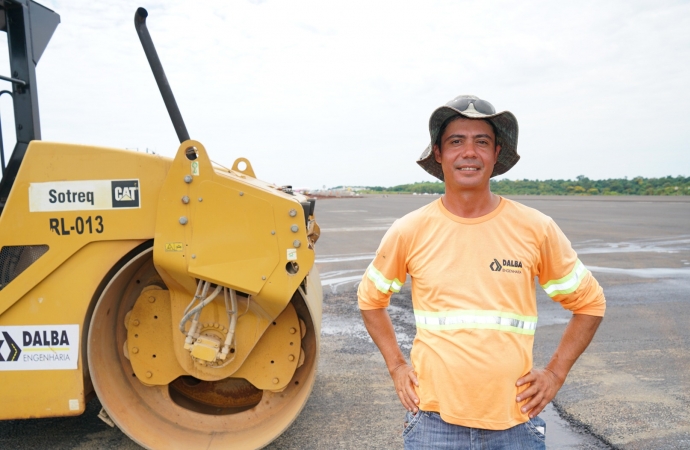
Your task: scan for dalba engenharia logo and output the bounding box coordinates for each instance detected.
[490,258,523,274]
[0,332,21,362]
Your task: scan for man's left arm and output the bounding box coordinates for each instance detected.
[518,219,606,418]
[516,313,602,418]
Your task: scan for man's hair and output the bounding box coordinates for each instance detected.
[435,115,498,151]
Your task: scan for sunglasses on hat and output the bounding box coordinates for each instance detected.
[446,97,496,116]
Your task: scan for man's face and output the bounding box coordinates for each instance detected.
[433,118,501,191]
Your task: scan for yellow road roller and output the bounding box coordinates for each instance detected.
[0,2,322,448]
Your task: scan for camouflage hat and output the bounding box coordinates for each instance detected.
[416,95,520,180]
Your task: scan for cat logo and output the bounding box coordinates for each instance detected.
[111,180,140,208]
[115,188,136,201]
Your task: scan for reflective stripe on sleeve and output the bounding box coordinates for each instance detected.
[390,279,403,293]
[541,259,588,298]
[366,263,404,294]
[414,309,538,335]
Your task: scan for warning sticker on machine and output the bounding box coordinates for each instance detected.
[29,179,141,212]
[0,325,79,371]
[165,242,184,252]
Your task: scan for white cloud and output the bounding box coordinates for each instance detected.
[0,0,688,188]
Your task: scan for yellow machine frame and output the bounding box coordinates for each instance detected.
[0,138,319,417]
[0,5,323,447]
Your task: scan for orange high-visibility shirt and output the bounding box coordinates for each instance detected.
[358,198,605,430]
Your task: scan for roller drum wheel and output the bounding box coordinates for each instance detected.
[88,247,321,449]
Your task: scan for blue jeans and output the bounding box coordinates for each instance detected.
[403,410,546,450]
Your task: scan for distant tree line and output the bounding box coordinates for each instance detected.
[364,182,445,194]
[360,176,690,195]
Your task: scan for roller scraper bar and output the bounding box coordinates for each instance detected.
[134,7,190,143]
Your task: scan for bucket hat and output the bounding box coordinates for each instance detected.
[416,95,520,180]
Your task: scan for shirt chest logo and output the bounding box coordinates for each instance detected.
[490,258,523,274]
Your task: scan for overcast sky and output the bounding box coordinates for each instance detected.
[1,0,688,188]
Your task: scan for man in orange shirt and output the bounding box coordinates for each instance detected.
[358,95,605,449]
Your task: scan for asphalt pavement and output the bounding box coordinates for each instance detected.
[1,194,688,449]
[274,194,690,450]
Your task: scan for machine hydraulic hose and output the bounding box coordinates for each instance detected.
[179,280,243,365]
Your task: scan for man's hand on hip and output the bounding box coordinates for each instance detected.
[515,314,603,418]
[360,308,421,413]
[391,363,420,413]
[515,368,564,418]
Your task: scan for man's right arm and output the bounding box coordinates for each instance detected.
[358,224,415,411]
[360,308,419,413]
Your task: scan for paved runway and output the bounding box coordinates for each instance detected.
[294,194,690,450]
[2,195,688,449]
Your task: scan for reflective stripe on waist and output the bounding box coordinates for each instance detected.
[414,310,538,335]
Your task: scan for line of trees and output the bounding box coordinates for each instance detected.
[360,176,690,195]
